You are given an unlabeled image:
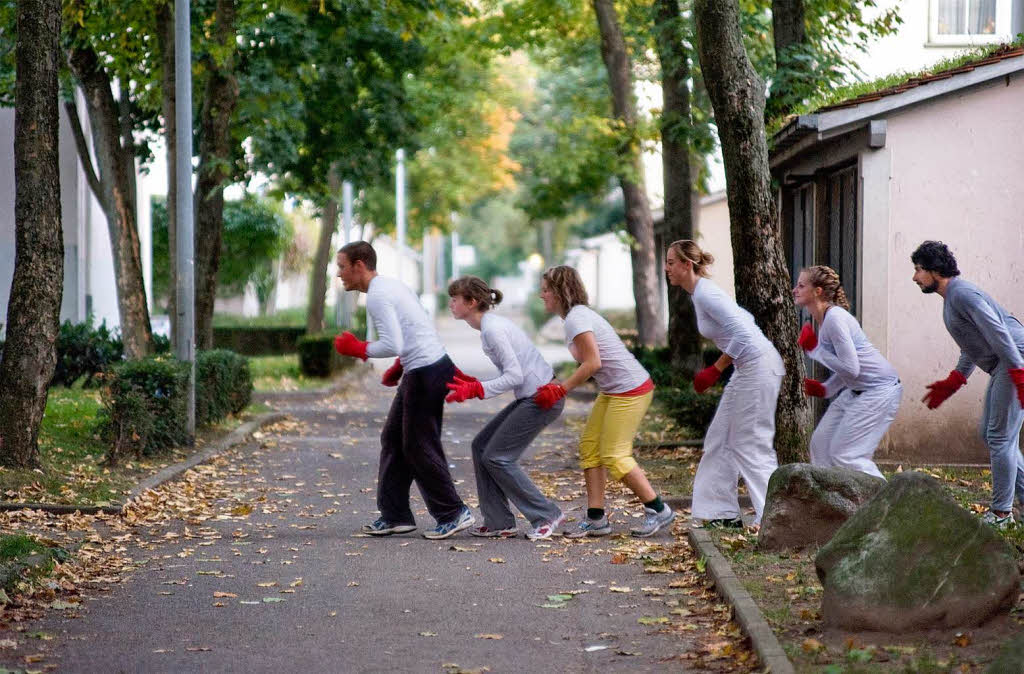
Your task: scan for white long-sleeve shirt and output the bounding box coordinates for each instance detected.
[364,275,445,370]
[806,306,898,397]
[692,278,777,369]
[478,313,553,399]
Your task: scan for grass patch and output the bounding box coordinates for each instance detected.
[248,354,333,392]
[0,533,68,593]
[0,388,266,507]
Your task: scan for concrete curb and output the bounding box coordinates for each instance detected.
[0,412,287,517]
[687,526,795,674]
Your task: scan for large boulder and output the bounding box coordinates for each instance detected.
[815,471,1020,631]
[757,463,886,551]
[988,632,1024,673]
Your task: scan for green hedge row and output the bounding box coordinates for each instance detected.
[296,333,359,378]
[96,349,252,462]
[629,344,724,432]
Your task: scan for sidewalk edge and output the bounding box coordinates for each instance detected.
[686,526,795,674]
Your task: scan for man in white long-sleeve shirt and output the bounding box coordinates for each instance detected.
[333,241,474,539]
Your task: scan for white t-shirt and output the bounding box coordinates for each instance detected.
[808,306,899,397]
[563,305,649,394]
[692,277,777,370]
[365,275,446,370]
[479,313,553,400]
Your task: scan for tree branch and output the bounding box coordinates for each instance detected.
[63,98,103,202]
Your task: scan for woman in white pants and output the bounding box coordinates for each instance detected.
[793,265,901,479]
[665,240,784,528]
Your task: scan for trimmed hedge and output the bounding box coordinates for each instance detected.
[96,350,253,462]
[212,326,306,355]
[296,333,354,378]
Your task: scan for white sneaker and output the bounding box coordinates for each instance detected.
[526,512,566,541]
[630,505,676,538]
[423,506,475,540]
[981,510,1014,530]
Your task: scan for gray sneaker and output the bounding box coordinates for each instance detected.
[423,506,475,540]
[631,505,676,538]
[564,515,612,539]
[981,510,1014,530]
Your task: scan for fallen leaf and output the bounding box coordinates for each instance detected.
[262,597,286,603]
[474,634,503,640]
[637,616,669,625]
[953,632,972,648]
[419,631,438,637]
[213,592,237,598]
[609,586,631,593]
[257,582,277,588]
[802,638,824,653]
[610,553,628,564]
[487,558,505,564]
[584,645,608,652]
[186,646,212,652]
[616,650,641,656]
[449,545,477,552]
[547,594,573,603]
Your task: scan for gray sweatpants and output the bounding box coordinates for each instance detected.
[472,397,564,529]
[980,367,1024,512]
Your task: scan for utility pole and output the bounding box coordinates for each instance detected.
[174,0,195,440]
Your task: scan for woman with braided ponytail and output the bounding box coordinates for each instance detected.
[445,276,566,540]
[793,265,902,478]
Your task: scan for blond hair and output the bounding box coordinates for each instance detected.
[668,239,714,278]
[803,265,850,311]
[541,266,589,315]
[447,275,503,311]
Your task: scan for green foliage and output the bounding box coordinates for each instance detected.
[195,349,252,425]
[51,316,123,388]
[151,195,292,308]
[97,356,191,460]
[296,333,343,378]
[0,534,69,593]
[456,191,536,281]
[96,350,253,462]
[630,344,725,432]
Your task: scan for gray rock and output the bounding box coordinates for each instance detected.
[757,463,886,551]
[815,471,1020,631]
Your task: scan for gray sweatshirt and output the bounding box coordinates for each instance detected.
[943,277,1024,377]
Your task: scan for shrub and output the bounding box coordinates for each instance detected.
[96,356,190,459]
[629,343,728,434]
[51,317,124,387]
[297,333,340,377]
[196,349,253,425]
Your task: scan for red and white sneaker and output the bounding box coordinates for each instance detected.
[469,525,517,538]
[526,512,566,541]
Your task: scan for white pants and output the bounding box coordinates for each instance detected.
[692,350,784,525]
[810,382,902,479]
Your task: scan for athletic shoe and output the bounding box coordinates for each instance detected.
[423,506,475,540]
[981,510,1014,530]
[630,505,676,538]
[469,525,517,538]
[526,512,566,541]
[699,517,744,530]
[564,515,612,539]
[361,518,417,536]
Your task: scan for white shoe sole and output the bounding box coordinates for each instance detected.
[423,513,476,540]
[631,509,676,538]
[526,513,566,540]
[363,524,417,536]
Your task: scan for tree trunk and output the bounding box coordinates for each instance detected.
[0,0,63,468]
[653,0,701,371]
[767,0,807,120]
[157,0,178,345]
[694,0,809,463]
[307,164,341,334]
[592,0,664,347]
[67,39,154,360]
[194,0,239,350]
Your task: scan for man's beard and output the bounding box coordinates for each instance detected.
[919,280,939,294]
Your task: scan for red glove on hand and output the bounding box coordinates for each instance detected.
[798,323,818,352]
[445,375,485,403]
[693,365,721,394]
[922,370,967,409]
[1009,368,1024,408]
[381,359,403,386]
[533,383,567,410]
[333,331,368,360]
[803,378,826,398]
[452,366,479,383]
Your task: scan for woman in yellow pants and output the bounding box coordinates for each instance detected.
[532,265,675,538]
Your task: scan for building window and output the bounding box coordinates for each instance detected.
[929,0,1012,45]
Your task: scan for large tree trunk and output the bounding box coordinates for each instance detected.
[307,164,341,334]
[592,0,664,347]
[653,0,701,371]
[767,0,807,120]
[694,0,809,463]
[157,0,178,345]
[0,0,63,468]
[66,39,154,360]
[194,0,239,350]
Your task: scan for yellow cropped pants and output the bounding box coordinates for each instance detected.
[577,390,653,480]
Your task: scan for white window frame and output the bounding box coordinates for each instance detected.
[928,0,1013,46]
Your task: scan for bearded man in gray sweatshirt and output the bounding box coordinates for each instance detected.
[913,240,1024,529]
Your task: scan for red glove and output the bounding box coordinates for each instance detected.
[803,378,826,398]
[922,370,967,409]
[381,359,403,386]
[333,331,368,360]
[453,366,478,383]
[1009,368,1024,408]
[533,383,567,410]
[798,323,818,352]
[445,375,485,403]
[693,365,721,394]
